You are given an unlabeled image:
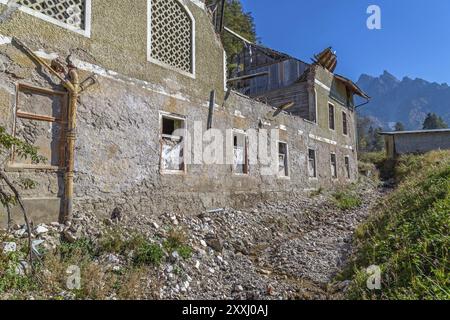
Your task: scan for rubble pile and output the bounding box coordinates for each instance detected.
[1,179,383,300]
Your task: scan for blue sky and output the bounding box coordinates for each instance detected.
[240,0,450,84]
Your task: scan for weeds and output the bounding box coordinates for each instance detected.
[0,225,176,299]
[332,190,362,210]
[163,228,192,260]
[133,241,164,266]
[343,151,450,300]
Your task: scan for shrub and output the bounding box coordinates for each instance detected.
[163,228,192,260]
[133,241,164,266]
[0,252,37,295]
[332,191,362,210]
[59,238,97,261]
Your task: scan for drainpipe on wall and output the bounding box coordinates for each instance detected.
[12,38,86,223]
[63,68,80,222]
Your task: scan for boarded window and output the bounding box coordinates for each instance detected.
[342,111,348,135]
[308,148,316,178]
[149,0,193,74]
[328,103,335,130]
[160,115,185,173]
[12,84,66,168]
[233,131,248,174]
[344,156,351,179]
[278,142,289,177]
[330,153,337,178]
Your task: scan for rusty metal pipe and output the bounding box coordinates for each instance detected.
[12,37,80,222]
[63,69,80,221]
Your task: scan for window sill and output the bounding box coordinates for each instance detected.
[160,170,186,175]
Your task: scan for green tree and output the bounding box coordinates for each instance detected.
[394,122,405,131]
[206,0,257,74]
[422,113,448,130]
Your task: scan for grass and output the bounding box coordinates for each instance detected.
[0,225,192,299]
[358,151,394,181]
[133,241,164,266]
[342,150,450,300]
[163,228,192,260]
[332,185,363,210]
[0,251,38,296]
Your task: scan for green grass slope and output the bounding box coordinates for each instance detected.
[345,151,450,300]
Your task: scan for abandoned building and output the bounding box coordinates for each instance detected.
[380,129,450,159]
[0,0,368,226]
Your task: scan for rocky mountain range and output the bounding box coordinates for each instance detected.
[356,71,450,130]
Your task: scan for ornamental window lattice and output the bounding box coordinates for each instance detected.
[149,0,193,74]
[17,0,87,30]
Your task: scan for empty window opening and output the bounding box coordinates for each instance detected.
[233,131,248,174]
[160,114,185,173]
[328,103,335,130]
[344,156,351,179]
[308,148,316,178]
[278,142,289,177]
[342,111,348,135]
[330,153,337,178]
[148,0,194,74]
[12,84,67,168]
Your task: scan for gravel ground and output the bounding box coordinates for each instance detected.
[2,178,386,300]
[111,178,385,299]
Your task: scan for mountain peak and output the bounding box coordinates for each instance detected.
[380,70,399,82]
[357,71,450,130]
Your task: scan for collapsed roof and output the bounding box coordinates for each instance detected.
[225,28,369,100]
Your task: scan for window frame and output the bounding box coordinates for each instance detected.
[159,112,187,175]
[232,129,249,176]
[277,141,289,179]
[328,102,335,131]
[0,0,92,38]
[147,0,196,78]
[330,152,337,179]
[342,111,348,136]
[8,83,67,171]
[307,148,317,179]
[344,155,351,179]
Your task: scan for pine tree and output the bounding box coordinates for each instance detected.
[394,122,405,131]
[422,113,448,130]
[206,0,257,74]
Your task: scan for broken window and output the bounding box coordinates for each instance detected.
[160,114,185,173]
[13,0,91,35]
[233,130,248,174]
[344,156,351,179]
[308,148,316,178]
[330,153,337,178]
[328,103,335,130]
[149,0,194,74]
[342,111,348,135]
[12,84,67,168]
[278,142,289,177]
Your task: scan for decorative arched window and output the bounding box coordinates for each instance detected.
[147,0,195,77]
[0,0,91,37]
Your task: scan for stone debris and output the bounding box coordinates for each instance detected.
[2,242,17,253]
[34,225,49,235]
[0,179,383,300]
